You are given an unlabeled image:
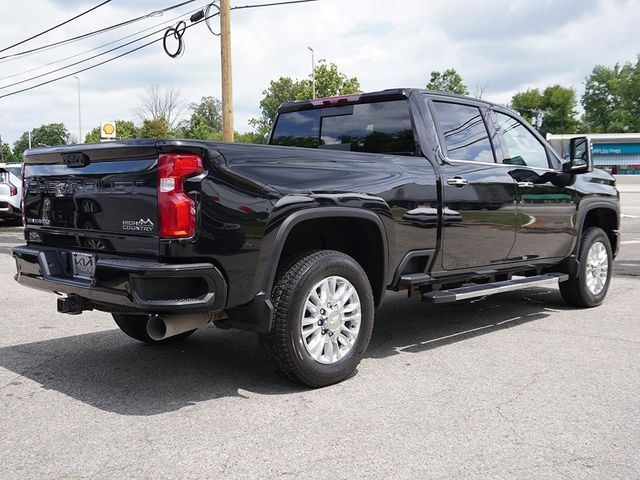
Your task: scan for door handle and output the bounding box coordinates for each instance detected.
[447,177,469,188]
[517,181,535,188]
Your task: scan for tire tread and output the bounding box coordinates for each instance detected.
[260,250,373,387]
[560,226,612,308]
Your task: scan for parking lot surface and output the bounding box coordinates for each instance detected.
[1,194,639,480]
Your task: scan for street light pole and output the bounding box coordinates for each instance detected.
[307,46,315,99]
[73,75,82,143]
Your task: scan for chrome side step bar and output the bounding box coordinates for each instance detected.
[422,273,569,304]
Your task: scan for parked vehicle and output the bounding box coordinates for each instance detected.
[13,89,620,387]
[0,163,22,222]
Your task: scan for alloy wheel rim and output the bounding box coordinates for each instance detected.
[586,241,609,296]
[300,276,361,365]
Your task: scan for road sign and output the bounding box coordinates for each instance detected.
[101,121,116,140]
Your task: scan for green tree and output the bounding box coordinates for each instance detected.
[249,62,361,138]
[510,85,579,135]
[510,88,544,124]
[84,120,140,143]
[235,131,266,144]
[13,123,70,159]
[426,68,469,95]
[540,85,580,134]
[249,77,308,137]
[582,60,638,133]
[178,97,223,139]
[140,117,172,138]
[627,57,640,126]
[2,143,20,163]
[299,61,361,99]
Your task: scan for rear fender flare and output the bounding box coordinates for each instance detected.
[258,207,390,301]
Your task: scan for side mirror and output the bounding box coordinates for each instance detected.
[562,137,592,174]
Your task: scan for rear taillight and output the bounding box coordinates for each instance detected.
[158,153,203,238]
[8,183,17,196]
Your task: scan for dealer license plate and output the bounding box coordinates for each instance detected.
[71,252,96,280]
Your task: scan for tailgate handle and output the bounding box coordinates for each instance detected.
[63,153,90,168]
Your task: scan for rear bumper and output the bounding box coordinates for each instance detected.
[12,245,227,314]
[0,202,20,218]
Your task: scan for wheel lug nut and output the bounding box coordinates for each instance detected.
[317,320,323,326]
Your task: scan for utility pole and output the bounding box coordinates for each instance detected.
[220,0,234,142]
[0,134,4,162]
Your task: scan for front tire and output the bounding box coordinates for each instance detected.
[560,227,613,308]
[259,250,375,388]
[112,314,196,345]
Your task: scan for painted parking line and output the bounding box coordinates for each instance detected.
[620,240,640,245]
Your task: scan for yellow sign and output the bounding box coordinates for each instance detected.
[101,121,116,140]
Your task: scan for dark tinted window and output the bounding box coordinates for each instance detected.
[271,100,416,155]
[433,102,495,163]
[319,100,416,155]
[271,109,321,148]
[494,112,549,168]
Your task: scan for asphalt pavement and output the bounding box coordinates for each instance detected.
[0,195,639,479]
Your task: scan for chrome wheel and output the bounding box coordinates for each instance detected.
[301,275,361,365]
[586,241,609,295]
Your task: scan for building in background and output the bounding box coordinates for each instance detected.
[547,133,640,175]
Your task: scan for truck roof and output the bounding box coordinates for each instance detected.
[277,88,500,114]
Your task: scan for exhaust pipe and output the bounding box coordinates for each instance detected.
[146,313,213,341]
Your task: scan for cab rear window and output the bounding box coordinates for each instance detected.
[271,100,416,156]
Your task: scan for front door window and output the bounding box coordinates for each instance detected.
[494,112,549,169]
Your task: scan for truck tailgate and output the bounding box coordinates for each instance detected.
[23,143,161,255]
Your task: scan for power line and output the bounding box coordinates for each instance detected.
[232,0,318,11]
[0,0,111,54]
[0,38,163,100]
[0,0,320,100]
[0,5,205,85]
[0,23,178,90]
[0,9,215,100]
[0,0,197,63]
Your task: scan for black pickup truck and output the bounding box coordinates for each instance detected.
[13,89,620,386]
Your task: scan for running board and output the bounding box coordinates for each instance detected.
[422,273,569,304]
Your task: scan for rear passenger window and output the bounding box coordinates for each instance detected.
[271,100,416,156]
[494,112,549,169]
[433,102,495,163]
[271,109,321,148]
[320,101,416,155]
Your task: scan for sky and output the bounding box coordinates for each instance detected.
[0,0,638,145]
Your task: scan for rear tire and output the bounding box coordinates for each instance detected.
[259,250,375,388]
[112,314,196,345]
[560,227,612,308]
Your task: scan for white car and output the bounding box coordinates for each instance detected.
[0,163,22,222]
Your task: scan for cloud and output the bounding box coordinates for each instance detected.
[0,0,638,145]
